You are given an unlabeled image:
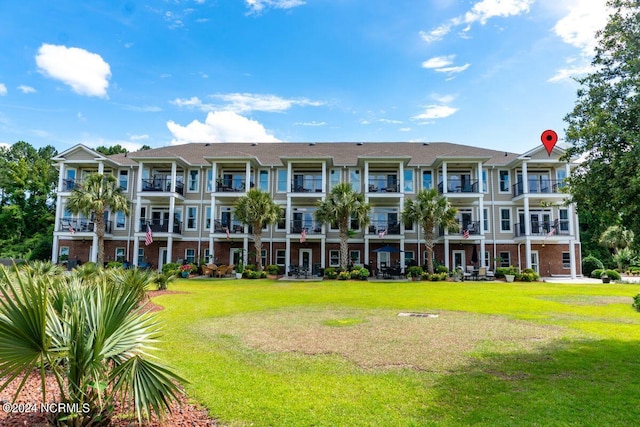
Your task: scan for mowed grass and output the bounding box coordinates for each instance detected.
[152,280,640,426]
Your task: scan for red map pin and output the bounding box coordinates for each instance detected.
[541,130,558,156]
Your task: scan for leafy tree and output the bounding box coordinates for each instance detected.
[0,264,185,426]
[401,188,459,274]
[139,144,152,151]
[95,144,128,155]
[233,188,282,271]
[315,183,370,270]
[599,224,634,269]
[562,0,640,249]
[66,173,130,266]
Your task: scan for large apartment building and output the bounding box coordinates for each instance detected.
[51,142,582,278]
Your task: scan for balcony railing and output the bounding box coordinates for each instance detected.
[290,220,323,234]
[213,219,244,234]
[140,219,182,234]
[512,179,566,197]
[367,178,399,193]
[59,218,112,233]
[514,220,570,237]
[141,178,184,195]
[62,178,79,191]
[291,177,323,193]
[437,180,479,194]
[367,221,401,236]
[438,220,480,237]
[216,178,247,192]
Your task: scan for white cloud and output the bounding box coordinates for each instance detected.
[412,105,458,121]
[171,93,323,113]
[420,0,532,43]
[0,84,6,96]
[295,121,326,126]
[35,44,111,97]
[245,0,305,14]
[17,85,36,94]
[129,134,149,141]
[166,111,280,144]
[435,63,471,74]
[421,55,455,69]
[553,0,609,55]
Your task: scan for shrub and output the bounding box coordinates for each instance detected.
[582,255,604,277]
[496,266,518,278]
[324,267,337,279]
[604,269,621,280]
[591,269,604,279]
[632,294,640,312]
[436,265,449,274]
[162,262,180,276]
[266,264,280,275]
[244,269,263,279]
[407,266,423,278]
[359,268,370,279]
[337,271,350,280]
[520,268,540,282]
[106,261,123,269]
[349,268,362,280]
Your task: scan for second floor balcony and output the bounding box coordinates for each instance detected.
[140,219,182,234]
[291,176,323,193]
[512,179,566,197]
[60,218,112,234]
[367,221,401,236]
[367,178,399,193]
[291,220,323,234]
[514,220,570,237]
[438,179,479,194]
[141,177,184,195]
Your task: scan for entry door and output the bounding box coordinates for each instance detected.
[230,248,243,266]
[299,249,312,270]
[530,251,539,273]
[377,252,390,270]
[452,250,465,270]
[158,248,168,271]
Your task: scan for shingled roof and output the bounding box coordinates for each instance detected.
[113,142,520,167]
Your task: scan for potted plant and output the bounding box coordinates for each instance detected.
[601,272,610,283]
[504,266,517,282]
[452,267,463,282]
[235,261,244,279]
[179,264,192,278]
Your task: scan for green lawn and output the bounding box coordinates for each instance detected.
[152,279,640,426]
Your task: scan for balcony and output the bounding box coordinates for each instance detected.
[512,179,566,197]
[213,219,245,234]
[290,220,323,234]
[216,177,247,193]
[437,179,479,194]
[367,178,399,193]
[62,178,79,191]
[291,176,322,193]
[141,177,184,195]
[367,221,401,236]
[438,220,480,237]
[60,218,112,234]
[140,219,182,234]
[514,220,570,237]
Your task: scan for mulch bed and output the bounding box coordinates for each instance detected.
[0,290,219,426]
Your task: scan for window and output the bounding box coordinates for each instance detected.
[115,247,125,262]
[329,169,340,190]
[115,211,126,229]
[482,170,488,193]
[500,208,511,231]
[499,170,510,192]
[185,248,196,264]
[498,252,510,267]
[556,169,567,190]
[138,248,145,264]
[349,250,361,265]
[404,169,414,193]
[259,170,269,191]
[329,250,340,267]
[559,209,569,232]
[422,171,432,190]
[405,251,415,266]
[277,208,286,230]
[350,213,360,230]
[119,170,128,191]
[188,170,199,192]
[562,252,571,269]
[260,250,267,268]
[484,251,490,268]
[186,207,197,230]
[276,250,286,266]
[277,169,287,192]
[204,248,211,262]
[207,168,213,192]
[483,208,489,232]
[405,221,414,231]
[349,169,360,192]
[205,206,211,230]
[59,246,69,260]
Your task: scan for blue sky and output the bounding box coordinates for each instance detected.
[0,0,609,153]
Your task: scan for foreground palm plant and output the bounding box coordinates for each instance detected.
[0,265,185,426]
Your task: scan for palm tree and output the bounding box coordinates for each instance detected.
[315,183,370,270]
[234,188,282,271]
[402,188,459,274]
[0,264,185,426]
[66,173,129,267]
[599,225,635,270]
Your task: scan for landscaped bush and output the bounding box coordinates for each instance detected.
[266,264,280,275]
[324,267,338,279]
[632,294,640,312]
[496,266,518,278]
[628,267,640,276]
[591,269,604,279]
[162,262,181,276]
[582,255,604,277]
[407,266,423,279]
[604,269,621,280]
[243,269,265,279]
[421,272,448,281]
[359,267,370,279]
[106,261,123,269]
[520,268,540,282]
[436,265,449,274]
[337,271,350,280]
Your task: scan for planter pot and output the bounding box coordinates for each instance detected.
[181,272,189,278]
[236,272,243,279]
[505,274,515,282]
[602,277,611,283]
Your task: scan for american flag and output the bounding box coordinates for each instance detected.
[68,225,75,234]
[225,226,230,240]
[463,229,470,239]
[145,224,153,246]
[378,228,387,238]
[547,227,556,237]
[300,228,307,243]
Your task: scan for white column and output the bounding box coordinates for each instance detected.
[522,161,531,269]
[478,161,486,267]
[245,161,251,192]
[442,162,448,193]
[287,162,293,192]
[399,162,404,193]
[98,162,104,174]
[322,161,327,193]
[212,162,218,193]
[170,162,177,192]
[364,162,369,193]
[285,238,291,275]
[321,238,326,268]
[91,235,98,263]
[133,239,140,267]
[52,235,60,263]
[444,239,450,270]
[167,196,175,262]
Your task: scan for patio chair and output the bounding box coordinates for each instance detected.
[478,267,487,280]
[486,269,495,280]
[225,264,235,277]
[215,265,227,278]
[203,264,217,277]
[464,265,474,280]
